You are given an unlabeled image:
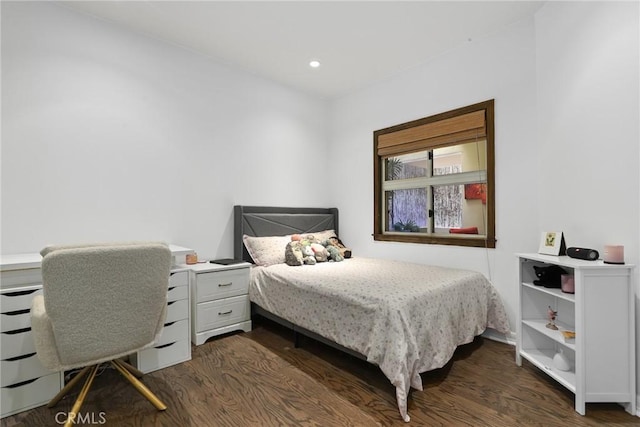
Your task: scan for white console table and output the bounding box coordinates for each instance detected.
[0,244,194,418]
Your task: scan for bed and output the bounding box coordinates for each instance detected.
[234,206,510,422]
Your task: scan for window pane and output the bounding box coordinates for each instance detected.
[433,184,463,230]
[433,140,486,176]
[433,183,486,235]
[385,152,428,181]
[385,188,428,232]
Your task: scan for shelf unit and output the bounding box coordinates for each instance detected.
[516,253,635,416]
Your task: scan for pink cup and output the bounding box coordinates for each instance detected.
[561,274,574,294]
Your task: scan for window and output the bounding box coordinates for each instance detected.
[373,100,495,248]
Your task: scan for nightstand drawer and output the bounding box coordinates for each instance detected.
[195,268,249,303]
[1,352,53,387]
[196,295,250,332]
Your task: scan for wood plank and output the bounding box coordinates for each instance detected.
[2,319,636,426]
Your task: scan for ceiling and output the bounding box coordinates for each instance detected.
[60,1,545,100]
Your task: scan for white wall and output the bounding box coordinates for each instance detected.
[329,0,639,408]
[1,2,330,258]
[534,0,639,407]
[328,17,539,329]
[2,0,639,409]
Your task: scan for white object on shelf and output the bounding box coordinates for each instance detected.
[516,253,636,416]
[187,262,252,345]
[553,349,572,372]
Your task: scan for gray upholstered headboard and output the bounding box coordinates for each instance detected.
[234,206,339,263]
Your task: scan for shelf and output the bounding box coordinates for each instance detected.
[522,282,575,302]
[520,349,576,392]
[522,319,575,350]
[517,253,636,416]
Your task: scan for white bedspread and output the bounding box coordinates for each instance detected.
[249,257,510,422]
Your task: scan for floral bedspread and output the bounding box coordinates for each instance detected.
[249,257,510,422]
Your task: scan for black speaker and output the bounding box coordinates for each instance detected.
[566,247,599,261]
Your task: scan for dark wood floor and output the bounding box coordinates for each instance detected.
[3,318,638,426]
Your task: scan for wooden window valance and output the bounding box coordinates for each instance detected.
[376,110,486,157]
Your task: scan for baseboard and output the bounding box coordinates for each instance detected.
[482,329,516,346]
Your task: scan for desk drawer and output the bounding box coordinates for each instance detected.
[1,352,54,387]
[167,284,188,303]
[0,269,42,289]
[1,328,35,360]
[1,372,61,418]
[133,338,190,374]
[155,319,188,347]
[195,268,249,303]
[165,299,188,323]
[1,308,33,333]
[1,286,41,316]
[196,295,250,332]
[169,271,189,287]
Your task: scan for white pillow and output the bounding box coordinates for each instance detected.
[243,234,291,266]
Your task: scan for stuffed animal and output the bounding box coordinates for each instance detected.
[300,244,317,265]
[310,243,328,262]
[323,243,344,262]
[326,236,352,259]
[285,234,351,266]
[285,240,316,266]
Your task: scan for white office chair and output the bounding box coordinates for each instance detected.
[31,242,171,427]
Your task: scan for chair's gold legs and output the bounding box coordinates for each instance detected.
[111,359,167,411]
[64,365,99,427]
[117,358,144,378]
[48,365,93,408]
[46,359,166,420]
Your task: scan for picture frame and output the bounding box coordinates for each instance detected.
[538,231,566,256]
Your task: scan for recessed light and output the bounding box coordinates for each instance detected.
[309,60,321,68]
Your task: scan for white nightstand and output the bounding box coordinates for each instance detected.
[186,262,252,345]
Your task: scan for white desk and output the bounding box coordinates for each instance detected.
[0,244,194,418]
[0,244,194,271]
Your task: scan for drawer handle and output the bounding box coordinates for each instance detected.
[2,308,30,316]
[4,377,39,389]
[168,286,176,291]
[167,300,176,306]
[4,352,37,362]
[155,341,176,350]
[218,282,233,287]
[218,310,233,316]
[3,327,31,335]
[3,289,39,297]
[164,321,176,327]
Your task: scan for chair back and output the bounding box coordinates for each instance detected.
[40,242,171,368]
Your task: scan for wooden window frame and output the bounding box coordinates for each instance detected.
[373,100,495,248]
